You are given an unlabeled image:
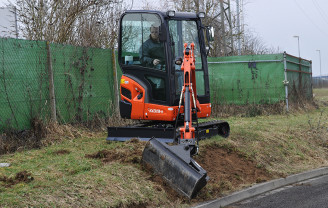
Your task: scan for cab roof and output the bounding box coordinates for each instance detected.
[124,10,201,20]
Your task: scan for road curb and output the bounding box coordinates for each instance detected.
[193,166,328,208]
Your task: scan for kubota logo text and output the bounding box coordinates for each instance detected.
[148,109,163,114]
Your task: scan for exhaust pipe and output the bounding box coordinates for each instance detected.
[142,138,208,199]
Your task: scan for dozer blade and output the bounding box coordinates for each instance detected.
[142,138,208,199]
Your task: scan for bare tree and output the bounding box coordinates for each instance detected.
[242,31,281,55]
[166,0,236,56]
[157,0,279,56]
[10,0,127,48]
[8,0,279,55]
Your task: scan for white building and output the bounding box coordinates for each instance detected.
[0,7,17,38]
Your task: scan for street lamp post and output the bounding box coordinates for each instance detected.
[293,35,302,94]
[316,49,322,88]
[293,35,301,58]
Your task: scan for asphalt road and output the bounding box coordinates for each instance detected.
[229,175,328,208]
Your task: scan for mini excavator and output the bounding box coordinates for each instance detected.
[107,10,230,198]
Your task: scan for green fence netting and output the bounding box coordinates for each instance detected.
[0,38,49,131]
[0,38,115,131]
[0,37,313,132]
[50,43,114,124]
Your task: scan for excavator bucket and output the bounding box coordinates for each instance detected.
[142,138,208,199]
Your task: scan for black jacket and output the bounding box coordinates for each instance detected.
[139,36,164,67]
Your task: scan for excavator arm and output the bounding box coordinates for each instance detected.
[141,43,209,199]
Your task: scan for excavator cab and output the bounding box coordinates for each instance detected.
[108,10,230,198]
[118,10,211,121]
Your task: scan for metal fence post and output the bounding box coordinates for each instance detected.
[112,49,119,115]
[283,52,289,112]
[46,41,57,122]
[310,61,313,100]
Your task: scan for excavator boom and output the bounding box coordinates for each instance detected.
[142,43,208,198]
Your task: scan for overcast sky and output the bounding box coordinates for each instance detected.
[128,0,328,77]
[244,0,328,77]
[0,0,327,76]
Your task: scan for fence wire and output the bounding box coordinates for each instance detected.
[0,38,314,132]
[312,77,328,88]
[0,38,115,131]
[50,43,115,124]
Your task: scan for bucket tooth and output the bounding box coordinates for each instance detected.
[142,138,208,199]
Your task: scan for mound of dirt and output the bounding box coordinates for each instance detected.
[194,145,273,201]
[85,140,273,203]
[0,170,34,188]
[53,149,70,155]
[142,144,273,202]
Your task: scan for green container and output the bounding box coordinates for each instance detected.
[207,52,312,107]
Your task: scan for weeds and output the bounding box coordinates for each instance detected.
[211,102,286,118]
[307,110,326,131]
[307,109,328,146]
[0,112,136,156]
[0,171,34,188]
[0,89,327,206]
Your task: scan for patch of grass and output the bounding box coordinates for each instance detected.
[313,88,328,108]
[212,105,328,175]
[0,90,328,207]
[314,88,328,99]
[0,136,173,207]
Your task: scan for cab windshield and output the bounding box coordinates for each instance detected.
[169,20,205,96]
[120,13,165,71]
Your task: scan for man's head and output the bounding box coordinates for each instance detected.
[150,25,159,41]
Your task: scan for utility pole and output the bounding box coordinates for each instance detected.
[227,0,234,54]
[219,0,227,55]
[316,49,322,88]
[293,35,302,94]
[236,0,241,55]
[199,0,204,12]
[196,0,204,13]
[293,35,301,58]
[219,0,234,56]
[14,6,18,39]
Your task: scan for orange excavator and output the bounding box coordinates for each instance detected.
[107,10,229,198]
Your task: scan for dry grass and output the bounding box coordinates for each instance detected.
[212,102,286,118]
[226,111,328,175]
[0,113,136,155]
[212,99,317,118]
[0,89,328,207]
[314,88,328,106]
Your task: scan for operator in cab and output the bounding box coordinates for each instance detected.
[139,24,165,70]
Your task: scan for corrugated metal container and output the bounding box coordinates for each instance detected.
[207,52,312,110]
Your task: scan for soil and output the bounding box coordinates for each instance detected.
[53,149,70,155]
[0,170,34,188]
[193,145,273,201]
[86,140,274,203]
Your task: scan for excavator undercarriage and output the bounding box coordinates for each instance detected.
[107,120,229,143]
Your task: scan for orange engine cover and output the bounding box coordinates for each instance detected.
[120,75,211,121]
